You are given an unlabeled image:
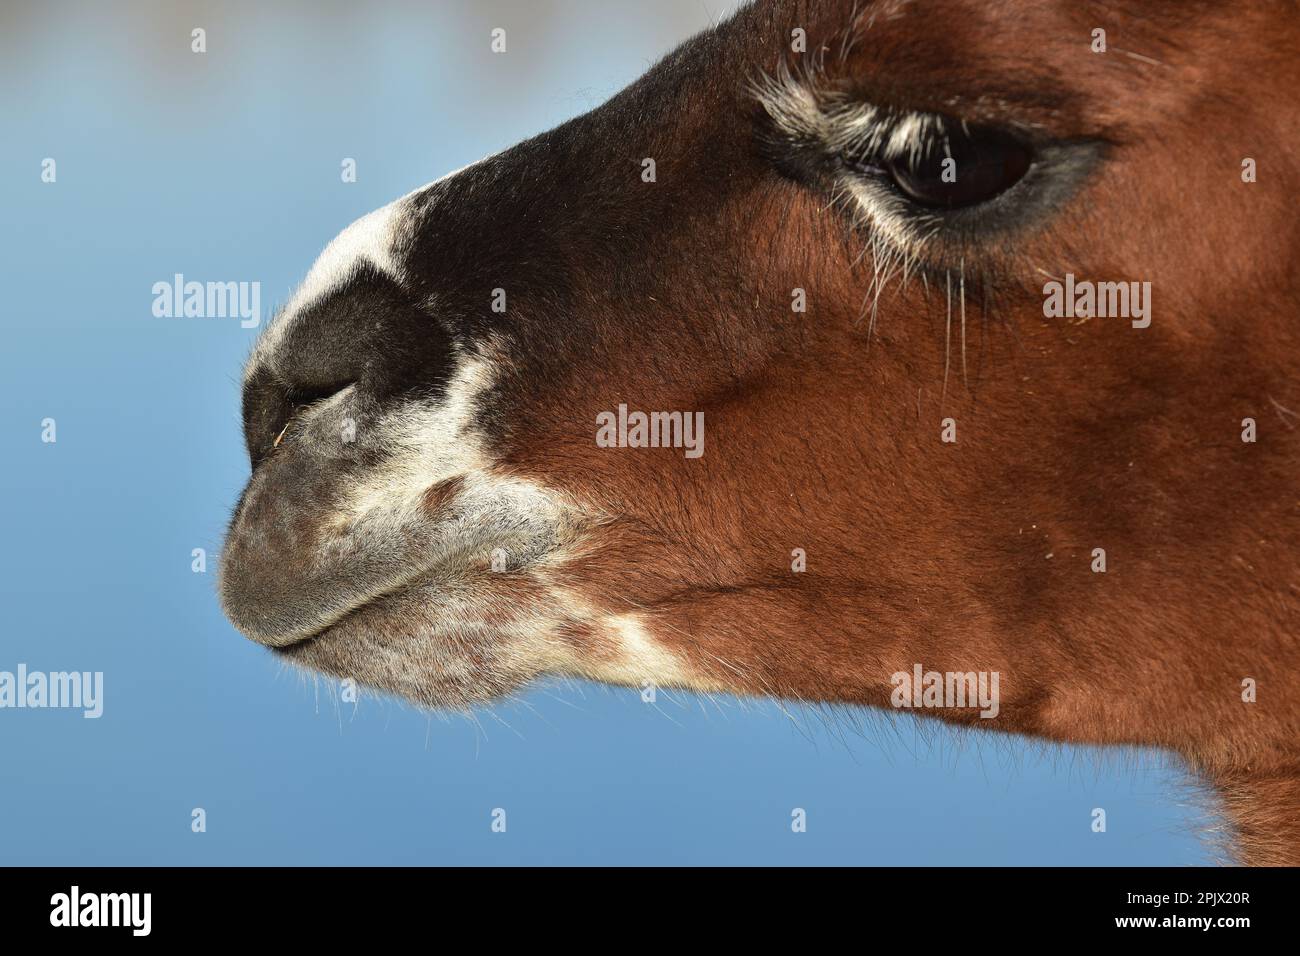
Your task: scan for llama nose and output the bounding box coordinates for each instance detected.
[238,260,462,470]
[241,367,356,468]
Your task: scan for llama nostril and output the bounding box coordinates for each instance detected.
[284,379,356,411]
[242,369,356,467]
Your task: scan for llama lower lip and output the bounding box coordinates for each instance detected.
[264,573,431,650]
[262,565,551,712]
[270,627,327,653]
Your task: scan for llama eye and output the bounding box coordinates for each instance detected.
[882,123,1033,208]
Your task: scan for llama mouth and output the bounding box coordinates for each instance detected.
[223,340,587,669]
[223,518,532,651]
[258,529,531,651]
[262,571,433,651]
[262,552,578,710]
[219,444,581,645]
[222,487,583,672]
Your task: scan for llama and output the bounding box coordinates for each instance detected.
[219,0,1300,864]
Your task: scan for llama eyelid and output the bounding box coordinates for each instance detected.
[843,116,1037,211]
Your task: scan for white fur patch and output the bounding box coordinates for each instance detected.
[296,202,406,312]
[598,612,705,688]
[247,152,501,385]
[476,578,712,693]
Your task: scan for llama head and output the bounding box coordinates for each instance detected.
[220,0,1299,757]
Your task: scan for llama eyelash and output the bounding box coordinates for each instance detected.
[754,68,965,268]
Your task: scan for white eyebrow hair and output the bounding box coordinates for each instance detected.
[751,64,949,164]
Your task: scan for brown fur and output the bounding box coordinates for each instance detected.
[502,0,1300,862]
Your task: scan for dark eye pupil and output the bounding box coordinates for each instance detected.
[886,123,1032,208]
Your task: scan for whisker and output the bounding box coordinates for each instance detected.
[960,256,967,390]
[943,269,952,404]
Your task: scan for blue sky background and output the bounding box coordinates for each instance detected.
[0,0,1213,865]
